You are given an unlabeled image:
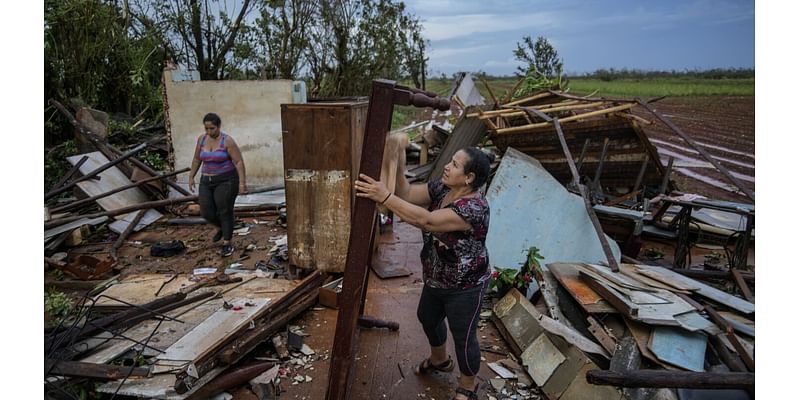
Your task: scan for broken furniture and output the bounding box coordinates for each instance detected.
[472,90,669,198]
[647,196,754,269]
[325,80,450,400]
[281,100,369,273]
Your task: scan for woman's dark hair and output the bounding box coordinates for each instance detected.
[203,113,221,127]
[462,147,496,190]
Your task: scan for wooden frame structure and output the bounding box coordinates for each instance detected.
[325,80,450,400]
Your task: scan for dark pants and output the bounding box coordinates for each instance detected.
[199,170,239,241]
[416,281,487,376]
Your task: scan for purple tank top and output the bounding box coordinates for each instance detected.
[199,133,236,175]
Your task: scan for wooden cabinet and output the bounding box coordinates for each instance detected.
[281,100,368,272]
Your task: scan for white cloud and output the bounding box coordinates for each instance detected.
[422,12,559,42]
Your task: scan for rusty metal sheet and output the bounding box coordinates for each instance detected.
[486,149,621,283]
[548,263,617,313]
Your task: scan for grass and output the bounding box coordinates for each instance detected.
[568,77,755,98]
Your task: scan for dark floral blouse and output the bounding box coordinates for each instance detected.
[420,179,491,289]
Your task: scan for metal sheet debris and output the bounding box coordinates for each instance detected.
[486,148,621,281]
[648,326,707,372]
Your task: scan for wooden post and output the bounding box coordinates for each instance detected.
[586,370,755,390]
[575,138,591,174]
[325,81,449,400]
[592,137,611,188]
[659,157,674,195]
[632,154,650,195]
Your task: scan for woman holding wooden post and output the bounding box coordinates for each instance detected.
[355,146,494,400]
[188,113,247,257]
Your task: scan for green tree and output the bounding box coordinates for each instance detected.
[513,35,564,79]
[252,0,316,79]
[311,0,426,97]
[45,0,165,142]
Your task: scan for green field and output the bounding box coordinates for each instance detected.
[567,77,755,97]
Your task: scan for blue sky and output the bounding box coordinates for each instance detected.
[403,0,755,76]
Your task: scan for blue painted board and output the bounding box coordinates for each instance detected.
[648,326,707,372]
[485,148,621,276]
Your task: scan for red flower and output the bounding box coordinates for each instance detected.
[523,274,532,283]
[491,271,499,278]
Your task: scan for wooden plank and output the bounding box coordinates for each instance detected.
[635,268,700,291]
[619,264,691,294]
[45,359,149,380]
[44,216,108,240]
[636,265,755,314]
[586,316,617,355]
[548,263,617,313]
[730,269,754,303]
[326,80,397,400]
[156,298,271,363]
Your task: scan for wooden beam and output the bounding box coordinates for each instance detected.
[44,195,198,230]
[44,142,150,200]
[326,80,397,400]
[503,91,553,106]
[730,269,754,303]
[48,156,89,194]
[45,359,149,380]
[495,103,637,135]
[50,167,190,214]
[586,369,755,390]
[111,209,146,259]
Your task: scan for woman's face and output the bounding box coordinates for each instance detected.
[204,121,220,138]
[442,150,473,189]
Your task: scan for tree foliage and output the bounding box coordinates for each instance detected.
[45,0,166,142]
[513,35,563,79]
[511,35,568,99]
[138,0,256,80]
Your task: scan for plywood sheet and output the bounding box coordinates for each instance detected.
[156,297,271,363]
[635,265,755,314]
[548,263,617,313]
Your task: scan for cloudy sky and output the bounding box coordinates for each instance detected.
[403,0,755,76]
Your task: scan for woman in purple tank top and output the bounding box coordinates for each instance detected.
[188,113,248,257]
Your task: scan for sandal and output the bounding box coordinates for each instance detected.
[414,356,455,375]
[451,385,479,400]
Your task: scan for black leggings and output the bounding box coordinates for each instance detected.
[198,170,239,240]
[416,281,487,376]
